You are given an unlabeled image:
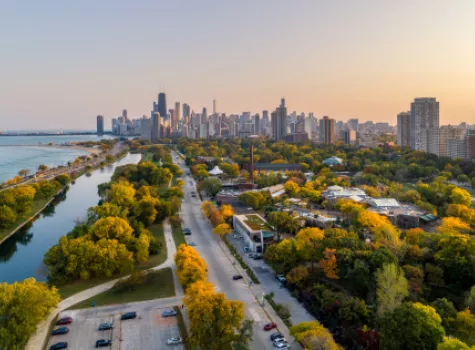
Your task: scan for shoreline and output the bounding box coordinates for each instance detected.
[0,144,100,154]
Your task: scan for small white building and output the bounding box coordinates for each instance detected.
[233,214,274,253]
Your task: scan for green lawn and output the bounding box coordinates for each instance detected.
[0,197,52,242]
[171,217,186,247]
[141,152,154,163]
[67,268,175,309]
[58,223,167,299]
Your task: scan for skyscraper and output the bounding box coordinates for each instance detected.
[213,99,217,114]
[271,98,287,140]
[151,112,160,142]
[175,102,181,125]
[319,116,335,144]
[158,93,167,120]
[439,125,464,157]
[397,112,411,147]
[183,103,190,120]
[169,109,176,130]
[410,98,440,156]
[254,114,260,135]
[201,108,208,124]
[96,115,104,134]
[348,118,359,132]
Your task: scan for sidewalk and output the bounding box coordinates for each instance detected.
[25,219,177,350]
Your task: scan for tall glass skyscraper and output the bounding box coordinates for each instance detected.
[158,93,167,119]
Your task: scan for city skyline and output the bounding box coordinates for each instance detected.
[2,0,475,130]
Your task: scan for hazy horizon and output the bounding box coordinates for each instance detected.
[1,0,475,129]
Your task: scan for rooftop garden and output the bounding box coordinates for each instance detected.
[244,214,267,230]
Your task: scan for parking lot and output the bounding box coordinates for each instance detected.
[46,299,183,350]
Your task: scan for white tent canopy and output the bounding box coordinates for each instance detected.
[209,166,224,176]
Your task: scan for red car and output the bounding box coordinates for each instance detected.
[264,322,277,331]
[56,317,73,325]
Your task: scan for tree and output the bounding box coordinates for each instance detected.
[88,216,134,243]
[295,227,324,270]
[451,309,475,346]
[212,223,232,238]
[220,204,234,220]
[438,337,473,350]
[174,244,207,289]
[109,181,136,207]
[438,217,471,235]
[0,205,17,228]
[38,164,48,172]
[286,265,309,288]
[93,203,129,219]
[12,186,36,215]
[450,187,472,207]
[18,168,31,178]
[320,248,339,279]
[375,264,409,317]
[201,200,215,218]
[268,211,298,241]
[284,180,300,197]
[0,278,60,349]
[431,298,457,332]
[184,281,249,350]
[290,321,342,350]
[134,196,159,226]
[202,178,222,196]
[380,302,445,350]
[467,285,475,315]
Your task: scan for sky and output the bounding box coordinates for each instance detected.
[1,0,475,130]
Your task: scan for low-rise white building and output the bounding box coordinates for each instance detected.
[233,214,274,253]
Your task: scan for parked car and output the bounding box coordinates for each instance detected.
[120,312,136,320]
[253,254,263,260]
[51,327,69,336]
[167,337,183,345]
[56,317,72,325]
[95,339,112,348]
[244,247,251,253]
[188,241,197,246]
[49,342,68,350]
[270,332,284,341]
[264,322,277,331]
[98,323,113,331]
[162,309,177,317]
[273,338,288,347]
[274,343,290,349]
[276,275,287,283]
[232,275,243,280]
[233,234,243,239]
[183,228,192,235]
[248,253,255,258]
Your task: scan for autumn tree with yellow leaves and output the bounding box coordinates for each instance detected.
[174,244,207,290]
[290,321,342,350]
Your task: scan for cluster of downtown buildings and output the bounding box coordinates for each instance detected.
[95,94,474,161]
[96,93,395,147]
[397,98,475,160]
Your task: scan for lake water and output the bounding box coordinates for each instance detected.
[0,152,141,284]
[0,135,115,182]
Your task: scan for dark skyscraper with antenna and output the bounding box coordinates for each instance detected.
[158,93,167,119]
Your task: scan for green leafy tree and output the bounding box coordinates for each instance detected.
[202,177,223,196]
[375,263,409,317]
[438,337,473,350]
[18,168,31,178]
[380,302,445,350]
[0,205,17,228]
[88,216,134,242]
[451,309,475,346]
[268,211,298,241]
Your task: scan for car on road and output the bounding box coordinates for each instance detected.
[244,247,251,253]
[248,253,255,258]
[49,342,68,350]
[167,337,183,345]
[276,275,287,283]
[120,312,137,320]
[56,317,72,325]
[162,309,177,317]
[95,339,112,348]
[253,254,263,260]
[274,343,290,349]
[233,234,243,239]
[183,228,192,235]
[264,322,277,331]
[98,323,113,331]
[188,241,197,246]
[273,338,288,347]
[270,332,284,341]
[51,327,69,336]
[232,275,243,280]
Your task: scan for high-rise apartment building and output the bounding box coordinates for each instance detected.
[410,98,440,156]
[96,115,104,134]
[348,118,359,132]
[397,111,411,147]
[254,114,260,135]
[175,102,181,124]
[439,125,465,157]
[169,109,175,130]
[341,130,356,144]
[271,98,287,140]
[201,108,208,124]
[213,99,217,114]
[158,93,167,120]
[319,116,335,144]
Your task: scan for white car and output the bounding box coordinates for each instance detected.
[233,234,243,239]
[274,342,290,349]
[273,338,287,346]
[167,337,183,345]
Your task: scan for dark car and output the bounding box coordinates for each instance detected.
[232,275,243,280]
[49,342,68,350]
[253,254,263,260]
[120,312,136,320]
[162,309,177,317]
[51,327,69,336]
[183,228,192,235]
[56,317,72,325]
[98,323,113,331]
[264,322,277,331]
[270,332,284,341]
[95,339,112,348]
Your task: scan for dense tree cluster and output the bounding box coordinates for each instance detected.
[44,148,183,285]
[0,278,60,349]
